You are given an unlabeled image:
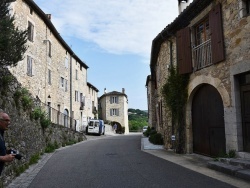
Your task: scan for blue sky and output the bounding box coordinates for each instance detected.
[33,0,179,110]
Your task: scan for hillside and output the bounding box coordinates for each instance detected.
[128,108,148,131]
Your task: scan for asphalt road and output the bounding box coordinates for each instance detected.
[28,134,235,188]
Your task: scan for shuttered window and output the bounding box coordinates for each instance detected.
[110,108,119,116]
[27,56,33,76]
[177,27,192,74]
[209,3,225,64]
[28,21,34,42]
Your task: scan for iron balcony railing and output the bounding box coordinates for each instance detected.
[38,101,76,130]
[192,39,212,71]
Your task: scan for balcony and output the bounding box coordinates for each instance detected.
[192,39,212,71]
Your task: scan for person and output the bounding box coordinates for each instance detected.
[113,123,117,133]
[0,112,15,175]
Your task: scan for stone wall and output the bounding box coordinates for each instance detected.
[0,68,86,186]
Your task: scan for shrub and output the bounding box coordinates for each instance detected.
[149,133,163,145]
[143,126,152,137]
[228,149,236,158]
[31,107,43,120]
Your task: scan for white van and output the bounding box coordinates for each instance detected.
[86,119,105,135]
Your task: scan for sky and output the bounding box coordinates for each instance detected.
[33,0,179,110]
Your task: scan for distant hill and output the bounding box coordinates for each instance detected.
[128,108,148,131]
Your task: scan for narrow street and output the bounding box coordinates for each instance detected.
[10,134,241,188]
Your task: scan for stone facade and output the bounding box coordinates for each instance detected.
[98,89,129,134]
[149,0,250,157]
[8,0,98,132]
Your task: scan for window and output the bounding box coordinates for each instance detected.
[30,8,33,15]
[110,96,118,104]
[65,56,68,68]
[60,77,64,87]
[75,91,80,102]
[247,0,250,14]
[27,56,33,76]
[65,79,68,92]
[48,41,52,57]
[28,21,34,42]
[195,18,210,46]
[75,91,79,101]
[48,69,51,85]
[76,69,78,80]
[177,3,224,74]
[110,108,119,116]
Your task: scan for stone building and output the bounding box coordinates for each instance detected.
[148,0,250,158]
[8,0,98,131]
[98,88,129,134]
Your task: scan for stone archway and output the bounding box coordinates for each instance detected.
[192,84,226,157]
[112,121,122,134]
[185,75,230,154]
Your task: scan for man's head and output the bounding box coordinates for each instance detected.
[0,112,11,131]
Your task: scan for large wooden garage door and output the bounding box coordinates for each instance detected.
[240,85,250,152]
[192,84,226,157]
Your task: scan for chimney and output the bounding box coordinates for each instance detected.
[122,88,125,94]
[104,88,107,94]
[46,14,51,20]
[178,0,191,14]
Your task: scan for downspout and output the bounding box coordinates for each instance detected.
[70,54,73,129]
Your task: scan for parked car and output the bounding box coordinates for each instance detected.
[86,119,105,136]
[142,126,148,133]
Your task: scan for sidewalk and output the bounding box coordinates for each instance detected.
[141,135,250,188]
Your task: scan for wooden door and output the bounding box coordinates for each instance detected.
[241,85,250,152]
[192,84,226,157]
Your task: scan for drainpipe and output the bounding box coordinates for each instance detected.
[70,54,73,129]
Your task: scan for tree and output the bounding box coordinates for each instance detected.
[0,0,27,67]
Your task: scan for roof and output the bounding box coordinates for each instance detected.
[150,0,212,75]
[23,0,89,69]
[87,82,99,92]
[145,75,153,87]
[99,91,128,100]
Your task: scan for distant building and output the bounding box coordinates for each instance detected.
[99,88,129,134]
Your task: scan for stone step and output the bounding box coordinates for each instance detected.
[219,158,250,169]
[208,161,250,182]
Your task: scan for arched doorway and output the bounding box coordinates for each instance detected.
[192,84,226,157]
[64,109,69,128]
[112,122,122,134]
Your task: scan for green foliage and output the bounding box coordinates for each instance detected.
[1,75,13,87]
[31,107,43,120]
[30,107,51,129]
[29,153,40,165]
[40,114,51,129]
[162,67,189,154]
[0,0,27,67]
[228,149,236,158]
[216,149,236,159]
[128,108,148,131]
[14,88,33,110]
[21,95,33,110]
[14,163,29,177]
[149,132,163,145]
[45,142,59,153]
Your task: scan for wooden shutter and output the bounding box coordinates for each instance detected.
[177,27,192,74]
[209,3,225,64]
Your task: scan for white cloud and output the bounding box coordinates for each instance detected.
[34,0,178,59]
